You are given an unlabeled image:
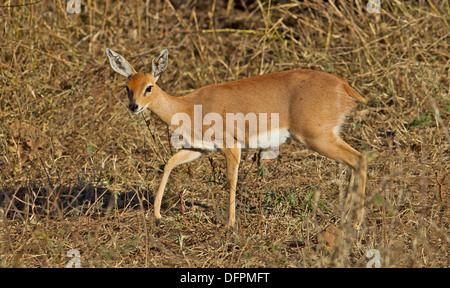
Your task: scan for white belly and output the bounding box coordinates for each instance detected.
[248,128,291,149]
[171,128,291,151]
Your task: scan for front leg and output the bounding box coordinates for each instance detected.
[154,149,202,225]
[222,147,241,228]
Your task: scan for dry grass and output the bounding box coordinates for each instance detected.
[0,0,448,267]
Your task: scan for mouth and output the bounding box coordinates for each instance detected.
[131,107,144,114]
[129,103,149,115]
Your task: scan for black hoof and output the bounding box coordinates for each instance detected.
[155,218,161,226]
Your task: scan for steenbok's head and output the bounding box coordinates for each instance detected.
[106,48,168,114]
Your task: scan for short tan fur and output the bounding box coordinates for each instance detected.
[106,48,367,228]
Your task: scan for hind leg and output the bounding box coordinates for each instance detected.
[297,132,367,227]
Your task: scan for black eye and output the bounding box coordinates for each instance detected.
[145,86,152,94]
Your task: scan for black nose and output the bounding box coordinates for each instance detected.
[129,103,138,112]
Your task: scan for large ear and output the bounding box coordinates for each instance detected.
[152,49,168,82]
[106,48,136,78]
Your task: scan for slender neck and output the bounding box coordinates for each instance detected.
[149,86,185,125]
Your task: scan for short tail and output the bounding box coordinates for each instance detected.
[343,83,367,104]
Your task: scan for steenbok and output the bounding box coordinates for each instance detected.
[106,48,367,228]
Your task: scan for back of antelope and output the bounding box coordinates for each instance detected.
[106,48,367,228]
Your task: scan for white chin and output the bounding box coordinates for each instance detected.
[132,108,144,114]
